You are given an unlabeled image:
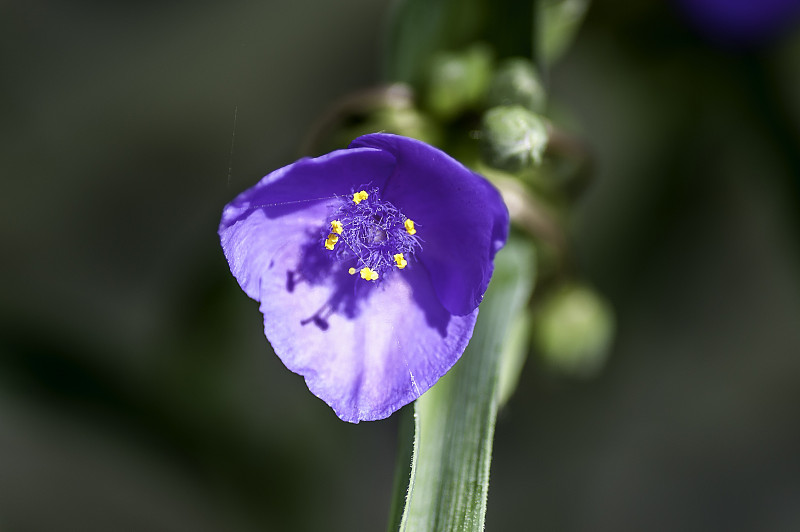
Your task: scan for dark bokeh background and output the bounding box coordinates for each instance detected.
[2,1,799,531]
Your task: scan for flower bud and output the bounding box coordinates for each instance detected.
[487,58,546,113]
[366,105,442,146]
[425,44,493,120]
[480,105,548,172]
[321,86,442,151]
[676,0,800,46]
[533,283,614,378]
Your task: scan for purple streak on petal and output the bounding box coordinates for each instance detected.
[350,133,510,316]
[253,235,477,422]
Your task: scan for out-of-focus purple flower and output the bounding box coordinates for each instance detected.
[677,0,800,46]
[219,134,509,422]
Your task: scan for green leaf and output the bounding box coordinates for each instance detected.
[537,0,590,66]
[386,408,417,532]
[390,237,536,532]
[497,307,534,407]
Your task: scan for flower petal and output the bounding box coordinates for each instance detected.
[349,134,509,316]
[255,244,478,422]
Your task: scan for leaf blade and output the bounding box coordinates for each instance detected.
[395,237,536,532]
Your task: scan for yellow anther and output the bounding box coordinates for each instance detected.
[404,218,416,235]
[324,233,338,250]
[394,253,407,269]
[330,220,343,234]
[353,190,369,204]
[348,267,357,275]
[360,267,379,281]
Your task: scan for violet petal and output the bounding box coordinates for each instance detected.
[350,134,509,316]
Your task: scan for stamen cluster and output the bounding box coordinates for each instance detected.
[324,187,420,281]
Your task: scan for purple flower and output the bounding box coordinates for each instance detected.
[219,134,509,422]
[677,0,800,45]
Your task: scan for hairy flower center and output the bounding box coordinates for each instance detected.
[323,188,420,281]
[368,224,387,244]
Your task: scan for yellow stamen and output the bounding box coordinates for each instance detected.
[348,267,357,275]
[353,190,369,204]
[404,218,416,235]
[330,220,344,234]
[324,233,338,250]
[360,267,379,281]
[394,253,407,269]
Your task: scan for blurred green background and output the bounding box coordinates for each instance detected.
[1,0,799,530]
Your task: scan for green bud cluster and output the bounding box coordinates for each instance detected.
[479,57,549,173]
